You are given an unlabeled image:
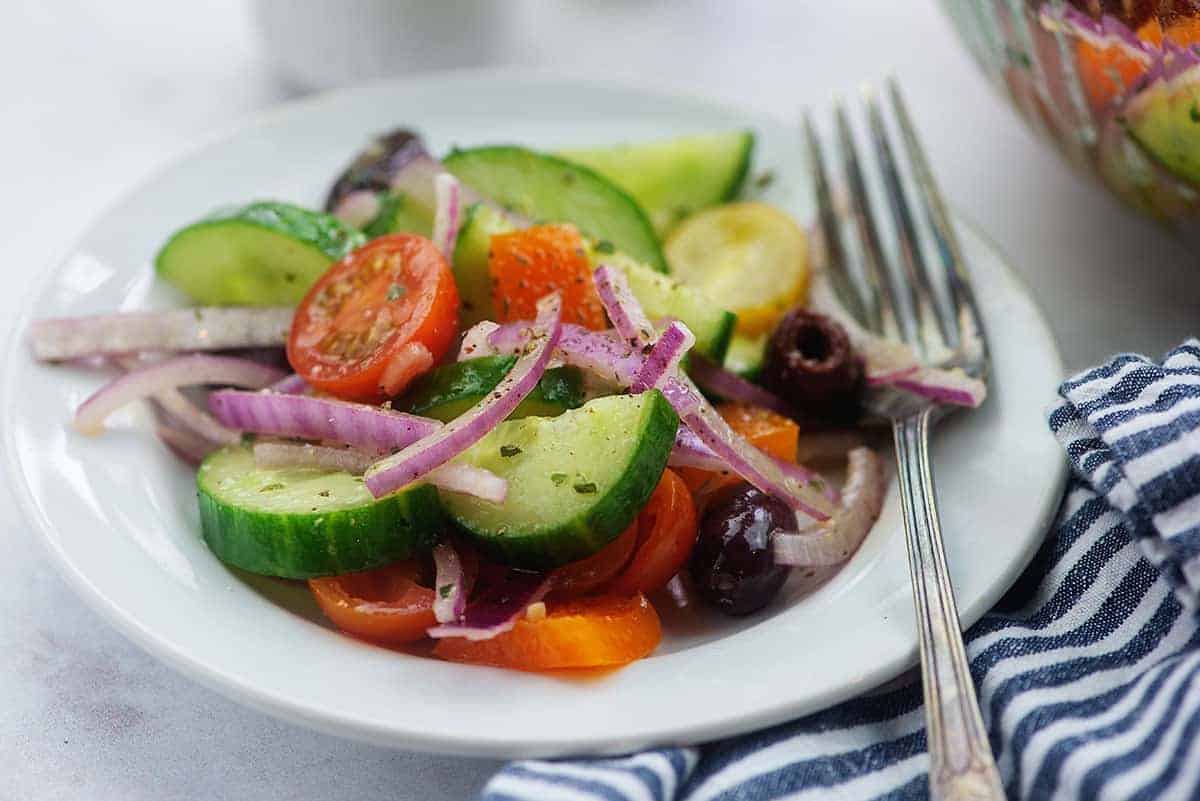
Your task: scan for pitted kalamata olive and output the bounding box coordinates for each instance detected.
[324,128,428,214]
[760,309,865,424]
[688,482,791,616]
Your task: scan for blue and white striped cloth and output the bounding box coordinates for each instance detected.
[481,341,1200,801]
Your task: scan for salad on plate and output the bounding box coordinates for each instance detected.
[28,128,984,673]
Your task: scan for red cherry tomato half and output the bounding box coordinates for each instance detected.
[288,234,459,403]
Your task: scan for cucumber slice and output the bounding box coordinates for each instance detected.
[399,356,585,422]
[156,201,365,306]
[362,191,434,239]
[1123,66,1200,186]
[451,203,512,326]
[442,391,679,569]
[559,130,755,235]
[722,332,767,380]
[444,145,669,273]
[197,445,442,579]
[452,205,735,362]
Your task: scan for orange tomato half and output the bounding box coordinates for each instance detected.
[432,594,662,671]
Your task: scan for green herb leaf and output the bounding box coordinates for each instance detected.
[500,444,522,458]
[438,584,453,599]
[573,481,598,494]
[550,472,568,486]
[594,240,616,254]
[387,283,406,301]
[258,483,285,493]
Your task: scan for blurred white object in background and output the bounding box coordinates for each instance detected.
[253,0,511,90]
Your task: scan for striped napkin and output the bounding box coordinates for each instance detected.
[480,341,1200,801]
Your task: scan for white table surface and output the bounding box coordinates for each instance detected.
[2,1,1196,799]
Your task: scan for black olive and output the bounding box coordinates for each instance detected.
[325,128,428,213]
[760,309,865,424]
[689,482,791,616]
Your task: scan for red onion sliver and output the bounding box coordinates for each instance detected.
[428,463,508,504]
[687,354,795,417]
[364,294,563,498]
[114,354,241,446]
[253,441,376,474]
[431,543,467,624]
[155,423,219,465]
[479,320,834,519]
[774,447,885,566]
[251,441,507,502]
[432,172,463,258]
[458,321,501,361]
[268,373,310,394]
[594,263,655,348]
[75,355,286,436]
[209,390,441,452]
[427,571,552,641]
[631,321,695,393]
[807,267,985,408]
[30,307,293,362]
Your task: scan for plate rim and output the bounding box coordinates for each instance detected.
[2,67,1068,757]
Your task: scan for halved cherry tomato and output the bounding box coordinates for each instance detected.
[606,469,697,596]
[677,402,799,500]
[309,548,479,645]
[488,224,607,329]
[288,234,459,403]
[551,521,641,597]
[308,560,437,645]
[432,594,661,671]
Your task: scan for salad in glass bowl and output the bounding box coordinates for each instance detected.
[944,0,1200,222]
[28,128,982,673]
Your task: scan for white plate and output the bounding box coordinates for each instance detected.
[3,71,1065,758]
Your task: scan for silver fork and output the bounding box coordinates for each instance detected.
[804,79,1004,801]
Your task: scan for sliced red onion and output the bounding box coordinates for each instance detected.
[458,321,501,360]
[114,354,241,446]
[155,423,219,464]
[668,425,838,502]
[254,441,376,474]
[427,570,551,641]
[480,320,834,519]
[75,355,286,436]
[427,463,508,504]
[594,264,655,348]
[892,367,987,408]
[631,321,695,393]
[364,294,563,498]
[268,373,310,395]
[666,376,834,520]
[30,307,293,362]
[687,355,795,417]
[252,440,506,502]
[795,430,869,465]
[387,152,448,212]
[431,543,467,624]
[807,268,985,408]
[432,172,464,258]
[774,447,885,567]
[209,390,440,452]
[1038,5,1153,63]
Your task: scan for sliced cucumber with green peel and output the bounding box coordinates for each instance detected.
[442,391,679,569]
[444,145,669,273]
[1123,66,1200,186]
[362,191,433,239]
[197,445,442,579]
[722,332,767,380]
[559,130,755,235]
[156,201,365,306]
[451,203,512,326]
[399,356,585,422]
[452,205,735,361]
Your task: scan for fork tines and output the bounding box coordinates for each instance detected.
[803,78,986,372]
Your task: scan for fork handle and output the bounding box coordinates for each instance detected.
[893,409,1006,801]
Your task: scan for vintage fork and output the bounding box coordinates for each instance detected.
[803,79,1004,801]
